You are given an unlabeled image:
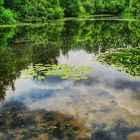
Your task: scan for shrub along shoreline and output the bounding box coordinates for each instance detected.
[0,0,140,24]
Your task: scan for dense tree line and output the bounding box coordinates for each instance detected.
[0,0,140,23]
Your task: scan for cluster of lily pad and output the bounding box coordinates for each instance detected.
[22,64,92,80]
[98,47,140,77]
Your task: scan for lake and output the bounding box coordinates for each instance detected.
[0,16,140,140]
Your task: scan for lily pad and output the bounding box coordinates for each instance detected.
[22,64,92,80]
[97,47,140,77]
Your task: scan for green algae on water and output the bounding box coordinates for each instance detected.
[22,64,92,80]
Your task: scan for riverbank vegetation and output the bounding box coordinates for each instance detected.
[0,0,140,24]
[98,47,140,77]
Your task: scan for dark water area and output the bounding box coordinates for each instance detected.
[0,17,140,140]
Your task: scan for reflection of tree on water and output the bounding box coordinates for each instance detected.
[0,100,91,140]
[32,43,60,65]
[61,20,140,55]
[0,24,63,100]
[0,27,19,100]
[0,19,140,100]
[0,28,32,100]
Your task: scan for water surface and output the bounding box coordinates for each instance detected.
[0,17,140,140]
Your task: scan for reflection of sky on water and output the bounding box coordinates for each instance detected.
[3,50,140,137]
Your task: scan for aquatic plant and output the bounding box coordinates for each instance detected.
[22,64,92,80]
[98,47,140,77]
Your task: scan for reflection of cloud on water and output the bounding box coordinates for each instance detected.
[4,51,140,138]
[15,88,56,102]
[105,78,140,96]
[6,70,140,131]
[58,50,94,66]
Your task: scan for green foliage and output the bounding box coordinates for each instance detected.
[19,0,64,22]
[3,0,64,22]
[0,7,16,24]
[0,0,4,5]
[22,64,92,80]
[95,0,125,14]
[59,0,86,17]
[122,7,136,15]
[81,0,95,14]
[3,0,24,10]
[122,0,140,15]
[0,0,140,24]
[98,48,140,77]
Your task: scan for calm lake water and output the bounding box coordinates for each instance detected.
[0,17,140,140]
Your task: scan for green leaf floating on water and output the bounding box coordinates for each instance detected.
[97,47,140,77]
[37,76,45,80]
[22,64,92,80]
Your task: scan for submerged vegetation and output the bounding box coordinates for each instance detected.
[0,0,140,24]
[0,100,90,139]
[98,47,140,77]
[22,64,92,80]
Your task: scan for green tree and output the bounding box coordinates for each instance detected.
[0,7,16,24]
[123,0,140,14]
[59,0,86,17]
[82,0,95,14]
[95,0,125,14]
[15,0,63,22]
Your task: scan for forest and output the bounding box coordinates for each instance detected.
[0,0,140,24]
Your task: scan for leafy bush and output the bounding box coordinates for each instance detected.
[0,7,16,24]
[95,0,125,14]
[122,0,140,15]
[0,0,4,5]
[122,7,136,15]
[59,0,86,17]
[82,0,95,15]
[19,0,63,22]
